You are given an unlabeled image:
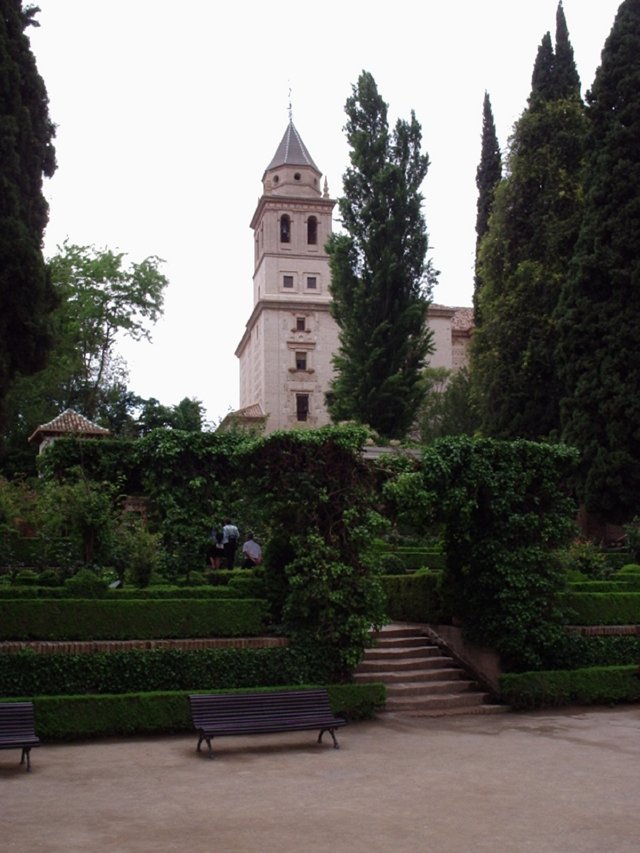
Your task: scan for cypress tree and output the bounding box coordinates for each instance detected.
[471,5,587,440]
[326,71,436,440]
[556,0,640,523]
[0,1,56,423]
[473,91,502,321]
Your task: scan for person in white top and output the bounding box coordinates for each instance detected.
[241,532,262,569]
[222,518,240,569]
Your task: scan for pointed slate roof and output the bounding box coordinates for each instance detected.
[28,408,111,444]
[265,121,320,174]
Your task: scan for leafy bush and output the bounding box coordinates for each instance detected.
[557,539,610,579]
[37,569,62,587]
[14,568,39,586]
[63,568,108,598]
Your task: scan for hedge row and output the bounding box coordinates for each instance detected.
[0,585,244,600]
[5,683,387,740]
[553,634,640,670]
[500,665,640,710]
[380,572,442,623]
[562,592,640,625]
[0,599,268,640]
[568,580,640,593]
[0,647,323,697]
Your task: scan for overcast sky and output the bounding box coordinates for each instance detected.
[28,0,622,426]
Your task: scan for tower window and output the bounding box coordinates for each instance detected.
[296,394,309,422]
[295,352,307,371]
[283,275,294,288]
[296,316,306,331]
[280,214,290,243]
[294,172,301,181]
[306,276,317,289]
[307,216,318,245]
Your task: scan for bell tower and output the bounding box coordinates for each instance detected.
[235,121,337,432]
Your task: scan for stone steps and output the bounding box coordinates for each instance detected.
[356,623,508,717]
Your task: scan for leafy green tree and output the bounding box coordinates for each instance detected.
[326,71,436,440]
[473,91,502,321]
[555,0,640,523]
[417,367,479,443]
[0,1,56,423]
[1,243,168,474]
[472,4,587,440]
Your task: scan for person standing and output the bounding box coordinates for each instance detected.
[241,532,262,569]
[222,518,240,569]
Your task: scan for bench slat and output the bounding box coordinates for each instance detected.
[189,690,346,758]
[0,702,40,771]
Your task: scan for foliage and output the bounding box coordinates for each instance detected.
[556,539,611,579]
[15,683,384,741]
[37,468,119,567]
[472,9,587,440]
[474,90,502,320]
[499,665,640,710]
[326,71,436,439]
[417,367,479,443]
[63,567,108,598]
[0,598,268,641]
[0,1,57,424]
[380,572,442,623]
[238,426,387,676]
[562,592,640,626]
[623,518,640,563]
[555,0,640,523]
[385,436,578,671]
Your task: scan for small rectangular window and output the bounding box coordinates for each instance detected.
[295,352,307,370]
[296,316,306,331]
[296,394,309,422]
[306,276,317,289]
[283,275,294,288]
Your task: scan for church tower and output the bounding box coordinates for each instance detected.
[235,122,337,432]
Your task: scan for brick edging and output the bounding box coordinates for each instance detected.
[567,625,640,636]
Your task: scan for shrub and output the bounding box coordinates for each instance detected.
[15,683,385,740]
[557,539,610,579]
[63,568,108,598]
[562,592,640,625]
[0,598,268,640]
[500,665,640,710]
[37,569,62,587]
[381,572,442,622]
[13,568,39,586]
[378,553,406,575]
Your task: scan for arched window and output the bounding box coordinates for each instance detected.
[307,216,317,245]
[280,214,290,243]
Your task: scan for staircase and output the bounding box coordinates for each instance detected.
[355,623,509,717]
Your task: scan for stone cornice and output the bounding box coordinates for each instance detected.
[235,298,332,357]
[250,194,335,230]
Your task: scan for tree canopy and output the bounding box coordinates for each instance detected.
[473,91,502,321]
[555,0,640,523]
[0,1,57,423]
[471,3,586,440]
[326,71,436,440]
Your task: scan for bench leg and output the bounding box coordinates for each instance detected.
[318,728,340,749]
[197,734,214,759]
[20,747,32,772]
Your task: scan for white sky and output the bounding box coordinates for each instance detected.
[28,0,622,427]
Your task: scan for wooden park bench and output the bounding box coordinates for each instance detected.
[0,701,40,772]
[189,689,346,759]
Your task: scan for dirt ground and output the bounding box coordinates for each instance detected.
[3,706,640,852]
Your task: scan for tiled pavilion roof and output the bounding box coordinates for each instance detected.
[28,409,111,444]
[265,121,320,173]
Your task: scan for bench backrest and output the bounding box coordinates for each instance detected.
[0,702,36,738]
[189,689,335,725]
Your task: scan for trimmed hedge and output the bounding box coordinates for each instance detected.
[500,665,640,710]
[0,598,268,640]
[0,585,242,600]
[381,571,442,623]
[6,683,387,740]
[0,647,320,697]
[552,634,640,670]
[562,592,640,625]
[567,581,640,593]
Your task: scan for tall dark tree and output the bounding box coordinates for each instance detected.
[0,2,56,423]
[556,0,640,523]
[471,4,586,439]
[473,91,502,320]
[326,71,436,439]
